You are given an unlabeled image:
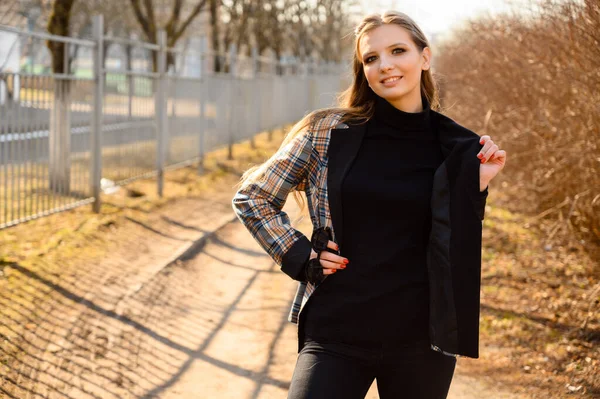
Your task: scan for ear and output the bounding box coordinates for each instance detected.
[422,47,432,71]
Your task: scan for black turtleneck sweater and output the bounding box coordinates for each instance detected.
[302,95,444,349]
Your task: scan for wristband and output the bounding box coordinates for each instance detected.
[303,227,338,284]
[305,257,325,283]
[311,226,335,253]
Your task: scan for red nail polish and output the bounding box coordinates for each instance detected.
[481,158,486,163]
[343,259,349,264]
[477,153,483,158]
[340,265,346,269]
[331,269,337,273]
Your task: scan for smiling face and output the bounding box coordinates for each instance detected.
[358,24,431,112]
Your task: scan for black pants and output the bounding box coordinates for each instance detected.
[288,336,456,399]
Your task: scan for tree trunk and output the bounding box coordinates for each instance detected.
[209,0,222,72]
[47,0,75,195]
[49,79,71,193]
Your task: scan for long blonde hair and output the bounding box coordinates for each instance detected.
[237,11,440,211]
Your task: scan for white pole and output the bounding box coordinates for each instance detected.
[156,30,167,197]
[227,44,237,160]
[91,15,104,213]
[198,36,207,174]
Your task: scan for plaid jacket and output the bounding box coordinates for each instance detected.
[232,110,489,358]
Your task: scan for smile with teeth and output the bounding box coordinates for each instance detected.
[382,76,402,83]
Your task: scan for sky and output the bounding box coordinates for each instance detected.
[360,0,528,40]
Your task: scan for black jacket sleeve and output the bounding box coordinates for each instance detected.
[281,237,312,281]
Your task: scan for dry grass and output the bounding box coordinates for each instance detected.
[435,0,599,255]
[435,0,599,396]
[457,192,599,397]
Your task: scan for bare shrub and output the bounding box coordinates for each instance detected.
[435,0,599,256]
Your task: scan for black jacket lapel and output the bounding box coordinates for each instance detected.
[326,123,367,250]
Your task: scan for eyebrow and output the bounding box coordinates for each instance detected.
[361,42,409,59]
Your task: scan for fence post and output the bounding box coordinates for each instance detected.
[49,53,72,193]
[267,56,275,142]
[309,58,317,111]
[198,36,206,175]
[91,15,104,213]
[302,59,309,116]
[227,44,236,160]
[127,44,134,120]
[156,30,167,197]
[251,47,259,149]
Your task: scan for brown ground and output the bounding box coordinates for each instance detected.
[0,130,597,398]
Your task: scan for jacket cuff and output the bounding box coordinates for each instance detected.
[281,235,312,281]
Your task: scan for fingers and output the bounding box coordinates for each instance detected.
[322,240,345,275]
[327,240,339,252]
[492,149,507,167]
[309,240,348,276]
[321,257,347,269]
[481,144,499,163]
[494,149,507,160]
[323,268,338,276]
[319,250,348,274]
[478,136,502,163]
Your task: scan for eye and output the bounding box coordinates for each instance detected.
[392,48,405,54]
[364,55,377,64]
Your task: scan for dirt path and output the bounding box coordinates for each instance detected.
[151,216,525,399]
[1,174,525,398]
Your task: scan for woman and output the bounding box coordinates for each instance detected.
[232,10,506,399]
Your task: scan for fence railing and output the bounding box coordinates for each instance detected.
[0,15,346,229]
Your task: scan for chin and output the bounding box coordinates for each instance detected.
[378,89,408,103]
[377,84,418,103]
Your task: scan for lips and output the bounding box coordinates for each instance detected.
[381,76,403,83]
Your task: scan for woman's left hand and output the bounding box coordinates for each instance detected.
[478,135,507,191]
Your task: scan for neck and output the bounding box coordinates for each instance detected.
[372,92,430,132]
[387,87,424,113]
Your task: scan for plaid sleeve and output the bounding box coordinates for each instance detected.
[232,128,315,281]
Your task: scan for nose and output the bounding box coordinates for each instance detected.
[379,56,393,73]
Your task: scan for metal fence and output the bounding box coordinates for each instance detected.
[0,15,346,229]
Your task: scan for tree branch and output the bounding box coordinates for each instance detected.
[129,0,154,41]
[173,0,208,43]
[165,0,184,39]
[143,0,157,41]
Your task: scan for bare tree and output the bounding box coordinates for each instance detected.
[286,0,314,61]
[46,0,75,73]
[45,0,76,193]
[309,0,355,62]
[222,0,253,53]
[129,0,209,70]
[251,0,286,73]
[218,0,254,73]
[209,0,222,71]
[250,0,355,68]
